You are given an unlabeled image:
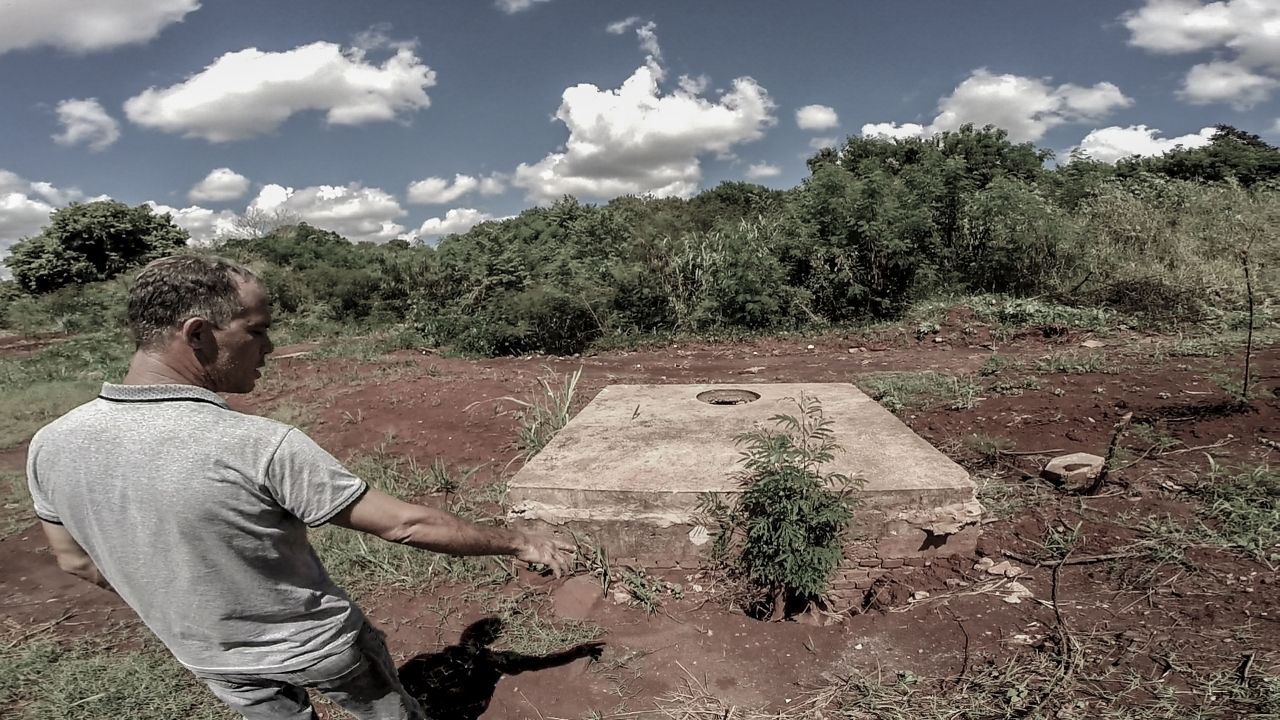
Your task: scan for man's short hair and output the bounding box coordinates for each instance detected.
[128,255,260,349]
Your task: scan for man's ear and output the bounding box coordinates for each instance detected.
[179,317,211,351]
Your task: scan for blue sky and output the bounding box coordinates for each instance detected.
[1,0,1277,254]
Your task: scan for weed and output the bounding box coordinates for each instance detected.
[617,566,682,614]
[0,381,101,451]
[1037,351,1114,374]
[656,633,1280,718]
[0,332,133,449]
[1125,515,1198,584]
[1,472,33,540]
[263,401,312,431]
[570,533,613,592]
[619,567,664,614]
[1033,521,1085,561]
[975,472,1050,521]
[723,395,860,619]
[858,372,981,412]
[913,321,940,339]
[470,478,509,508]
[0,333,131,387]
[961,433,1015,466]
[971,296,1121,332]
[989,376,1042,396]
[472,367,581,462]
[1193,463,1279,567]
[1208,371,1264,403]
[978,354,1018,377]
[1129,422,1180,453]
[492,591,603,656]
[0,634,234,719]
[425,459,465,499]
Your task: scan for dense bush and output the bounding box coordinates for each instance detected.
[5,201,188,294]
[5,125,1276,354]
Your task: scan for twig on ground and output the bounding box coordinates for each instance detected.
[1004,549,1139,568]
[3,610,74,649]
[1160,437,1236,456]
[1020,548,1077,718]
[1237,651,1256,684]
[1080,412,1133,496]
[517,689,547,720]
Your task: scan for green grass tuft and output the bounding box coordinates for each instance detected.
[858,372,980,412]
[0,635,234,720]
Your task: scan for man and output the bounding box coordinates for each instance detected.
[26,254,575,720]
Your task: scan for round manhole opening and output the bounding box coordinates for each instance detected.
[697,389,761,406]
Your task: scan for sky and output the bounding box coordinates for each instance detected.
[1,0,1278,256]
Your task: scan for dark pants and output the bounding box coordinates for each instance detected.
[194,622,424,720]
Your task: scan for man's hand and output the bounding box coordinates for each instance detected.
[513,530,576,578]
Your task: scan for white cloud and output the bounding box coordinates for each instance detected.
[0,0,198,55]
[635,21,662,61]
[248,183,407,243]
[513,58,776,203]
[861,122,928,140]
[1072,125,1216,163]
[863,69,1132,143]
[1123,0,1280,107]
[1123,0,1280,67]
[607,17,641,34]
[809,136,839,149]
[478,175,507,195]
[189,168,250,202]
[496,0,552,13]
[124,41,436,142]
[745,162,781,179]
[1178,60,1278,109]
[415,208,494,238]
[678,74,710,95]
[796,104,839,130]
[145,202,238,245]
[52,99,121,152]
[0,170,86,254]
[406,174,480,204]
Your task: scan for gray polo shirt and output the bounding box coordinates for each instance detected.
[26,383,369,674]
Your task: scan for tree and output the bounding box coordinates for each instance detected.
[5,201,188,294]
[1117,125,1280,186]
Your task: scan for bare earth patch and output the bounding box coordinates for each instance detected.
[1,320,1276,718]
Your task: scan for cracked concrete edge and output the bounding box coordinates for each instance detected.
[509,500,691,528]
[891,499,984,535]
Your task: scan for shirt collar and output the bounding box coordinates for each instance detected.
[98,383,230,409]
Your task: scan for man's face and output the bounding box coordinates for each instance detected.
[206,280,274,394]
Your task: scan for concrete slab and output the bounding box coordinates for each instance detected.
[509,384,980,550]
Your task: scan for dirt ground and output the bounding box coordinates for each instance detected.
[1,316,1277,718]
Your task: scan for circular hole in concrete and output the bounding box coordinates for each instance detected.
[697,389,761,406]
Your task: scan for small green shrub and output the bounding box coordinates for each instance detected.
[725,395,860,619]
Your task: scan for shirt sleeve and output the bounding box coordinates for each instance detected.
[26,440,61,525]
[264,429,369,527]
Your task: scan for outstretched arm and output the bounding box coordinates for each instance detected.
[41,522,116,594]
[330,488,575,577]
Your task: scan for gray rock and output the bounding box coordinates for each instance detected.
[1043,452,1105,488]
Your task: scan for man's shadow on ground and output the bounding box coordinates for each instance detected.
[398,617,604,720]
